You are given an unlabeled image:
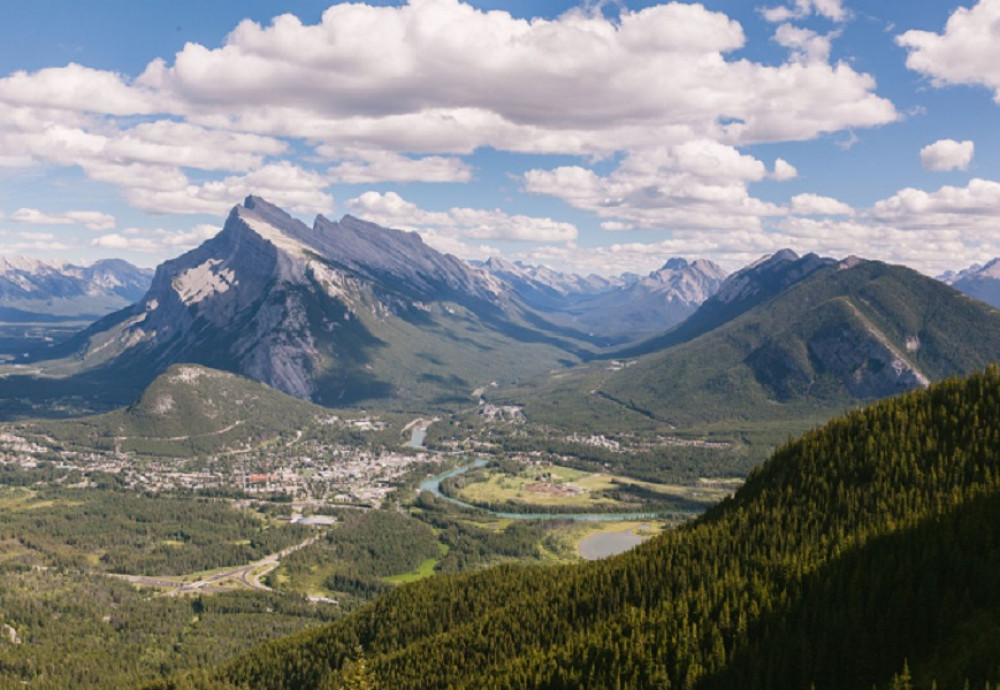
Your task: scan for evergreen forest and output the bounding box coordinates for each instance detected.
[150,367,1000,689]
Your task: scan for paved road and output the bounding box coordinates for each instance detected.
[112,534,321,595]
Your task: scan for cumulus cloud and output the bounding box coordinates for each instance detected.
[0,230,71,253]
[92,224,219,253]
[920,139,974,171]
[0,0,899,237]
[347,190,577,245]
[513,177,1000,277]
[11,207,116,231]
[123,162,333,216]
[788,193,853,215]
[772,158,798,181]
[600,221,634,231]
[870,178,1000,227]
[761,0,848,23]
[898,0,1000,102]
[773,24,833,64]
[524,140,780,233]
[0,63,159,115]
[325,149,472,183]
[0,0,892,156]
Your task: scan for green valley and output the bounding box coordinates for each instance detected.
[155,367,1000,690]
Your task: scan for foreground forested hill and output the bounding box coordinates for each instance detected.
[152,368,1000,689]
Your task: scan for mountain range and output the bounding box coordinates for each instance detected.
[8,196,1000,429]
[20,197,601,411]
[939,258,1000,310]
[0,256,152,322]
[509,248,1000,452]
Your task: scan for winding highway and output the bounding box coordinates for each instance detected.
[112,534,321,595]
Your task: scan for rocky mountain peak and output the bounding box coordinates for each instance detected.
[715,249,834,305]
[661,257,690,271]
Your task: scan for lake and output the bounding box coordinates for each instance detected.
[578,529,648,559]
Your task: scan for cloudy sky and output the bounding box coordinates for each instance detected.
[0,0,998,276]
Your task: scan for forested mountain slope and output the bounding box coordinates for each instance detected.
[151,368,1000,689]
[517,257,1000,434]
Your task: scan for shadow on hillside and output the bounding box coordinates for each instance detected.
[0,370,147,421]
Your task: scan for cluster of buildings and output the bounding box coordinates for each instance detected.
[0,430,438,509]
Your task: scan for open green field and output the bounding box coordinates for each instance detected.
[454,467,622,509]
[450,461,739,513]
[383,543,450,584]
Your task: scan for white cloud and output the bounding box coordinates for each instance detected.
[123,162,333,216]
[0,229,71,253]
[347,190,577,244]
[773,24,833,64]
[11,207,116,231]
[870,178,1000,227]
[600,221,633,231]
[92,223,219,254]
[524,140,780,233]
[898,0,1000,103]
[772,158,799,180]
[129,0,894,152]
[761,0,848,23]
[920,139,974,171]
[0,1,898,236]
[0,63,159,115]
[325,149,472,183]
[788,193,853,215]
[515,176,1000,277]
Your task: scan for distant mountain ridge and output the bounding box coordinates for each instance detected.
[514,250,1000,436]
[939,258,1000,310]
[476,257,631,311]
[0,255,152,321]
[479,255,728,343]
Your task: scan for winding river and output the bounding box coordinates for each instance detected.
[417,459,661,522]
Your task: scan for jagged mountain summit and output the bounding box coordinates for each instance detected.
[939,258,1000,310]
[26,197,589,410]
[0,256,152,321]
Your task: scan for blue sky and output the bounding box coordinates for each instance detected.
[0,0,998,275]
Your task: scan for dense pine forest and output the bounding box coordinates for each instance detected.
[150,367,1000,689]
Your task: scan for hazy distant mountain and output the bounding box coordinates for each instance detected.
[27,197,591,410]
[479,256,727,344]
[477,257,629,310]
[939,258,1000,310]
[560,258,727,342]
[0,256,152,322]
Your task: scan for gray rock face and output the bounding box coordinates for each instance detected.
[67,197,522,403]
[807,325,930,399]
[714,249,834,306]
